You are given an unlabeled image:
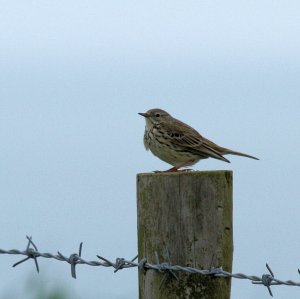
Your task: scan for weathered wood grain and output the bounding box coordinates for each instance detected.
[137,170,233,299]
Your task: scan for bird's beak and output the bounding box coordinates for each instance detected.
[138,112,149,118]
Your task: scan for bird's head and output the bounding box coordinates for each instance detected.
[138,108,171,128]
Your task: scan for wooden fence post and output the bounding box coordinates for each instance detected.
[137,170,233,299]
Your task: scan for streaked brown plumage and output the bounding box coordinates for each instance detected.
[139,108,258,172]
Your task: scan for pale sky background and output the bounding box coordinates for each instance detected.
[0,1,300,298]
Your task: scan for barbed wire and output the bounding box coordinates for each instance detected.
[1,236,300,297]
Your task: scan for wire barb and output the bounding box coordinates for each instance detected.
[252,263,275,297]
[138,258,147,273]
[12,236,40,273]
[57,242,83,278]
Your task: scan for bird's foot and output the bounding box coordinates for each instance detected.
[153,167,193,173]
[179,168,193,172]
[153,167,178,173]
[166,167,179,172]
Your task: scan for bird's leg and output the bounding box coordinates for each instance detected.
[154,162,194,173]
[165,167,179,172]
[153,167,178,173]
[179,168,193,172]
[164,167,193,172]
[166,161,194,172]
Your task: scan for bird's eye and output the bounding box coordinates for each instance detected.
[155,113,160,118]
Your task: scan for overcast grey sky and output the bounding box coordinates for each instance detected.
[1,1,300,298]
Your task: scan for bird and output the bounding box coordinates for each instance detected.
[139,108,258,172]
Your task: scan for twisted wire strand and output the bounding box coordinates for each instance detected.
[1,236,300,297]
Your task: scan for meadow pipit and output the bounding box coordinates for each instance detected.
[139,108,258,172]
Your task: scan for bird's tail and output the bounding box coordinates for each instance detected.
[220,147,259,160]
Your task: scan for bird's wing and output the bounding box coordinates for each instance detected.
[161,121,230,162]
